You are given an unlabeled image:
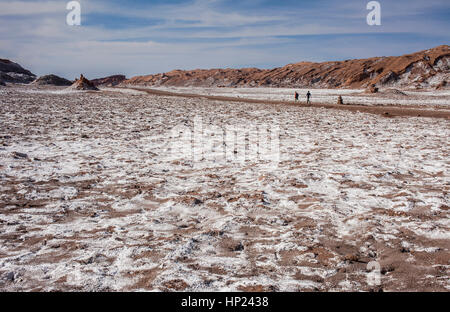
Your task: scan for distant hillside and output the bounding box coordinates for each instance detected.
[91,75,127,87]
[123,45,449,89]
[32,74,72,86]
[0,58,36,84]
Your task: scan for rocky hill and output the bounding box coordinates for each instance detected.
[123,45,449,89]
[91,75,126,87]
[0,58,36,84]
[68,74,99,91]
[32,74,73,86]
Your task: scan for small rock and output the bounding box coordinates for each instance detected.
[344,253,360,262]
[5,272,14,282]
[12,152,28,159]
[205,230,224,237]
[232,242,245,252]
[435,80,447,90]
[366,84,379,94]
[381,265,395,275]
[400,247,410,253]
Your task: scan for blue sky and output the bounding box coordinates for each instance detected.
[0,0,449,79]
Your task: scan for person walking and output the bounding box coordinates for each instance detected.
[306,91,311,104]
[294,91,299,102]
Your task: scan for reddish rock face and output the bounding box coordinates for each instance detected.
[122,45,450,89]
[69,74,99,91]
[91,75,126,87]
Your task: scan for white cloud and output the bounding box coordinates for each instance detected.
[0,0,64,16]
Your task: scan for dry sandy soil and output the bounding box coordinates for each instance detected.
[0,85,449,291]
[141,86,450,109]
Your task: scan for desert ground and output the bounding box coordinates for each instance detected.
[145,86,450,108]
[0,85,449,291]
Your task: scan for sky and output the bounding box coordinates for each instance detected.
[0,0,449,79]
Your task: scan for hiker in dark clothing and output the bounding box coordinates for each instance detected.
[306,91,311,104]
[294,91,299,102]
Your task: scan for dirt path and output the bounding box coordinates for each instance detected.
[129,87,450,120]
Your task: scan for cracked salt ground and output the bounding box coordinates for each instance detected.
[0,85,449,291]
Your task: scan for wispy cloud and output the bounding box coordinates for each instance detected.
[0,0,63,16]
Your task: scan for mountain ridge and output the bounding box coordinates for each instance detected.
[0,58,36,84]
[123,45,450,90]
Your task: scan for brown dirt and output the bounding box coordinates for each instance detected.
[130,87,450,120]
